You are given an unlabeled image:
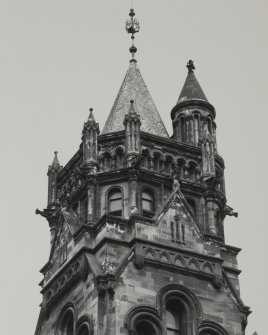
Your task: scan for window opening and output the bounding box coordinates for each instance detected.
[136,320,155,335]
[166,305,180,335]
[108,188,123,216]
[142,190,155,218]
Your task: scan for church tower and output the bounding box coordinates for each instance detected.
[35,8,250,335]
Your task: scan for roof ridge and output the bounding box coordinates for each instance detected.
[103,65,132,132]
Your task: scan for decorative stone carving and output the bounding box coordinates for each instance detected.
[142,246,216,277]
[212,275,223,290]
[133,255,145,269]
[224,205,238,218]
[45,254,89,309]
[130,206,138,215]
[97,279,116,300]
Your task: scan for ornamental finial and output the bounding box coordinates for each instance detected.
[187,60,195,73]
[125,6,140,62]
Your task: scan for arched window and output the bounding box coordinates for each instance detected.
[75,316,92,335]
[136,320,156,335]
[198,319,229,335]
[153,154,160,172]
[60,310,74,335]
[157,284,203,335]
[165,156,173,175]
[177,159,186,179]
[166,303,184,335]
[188,161,198,182]
[76,325,89,335]
[125,305,162,335]
[116,148,124,168]
[142,151,150,169]
[142,189,155,218]
[104,153,111,170]
[108,188,123,216]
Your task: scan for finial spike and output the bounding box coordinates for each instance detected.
[128,99,137,116]
[87,107,95,122]
[187,60,195,73]
[125,6,140,61]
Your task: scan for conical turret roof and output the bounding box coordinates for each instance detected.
[102,61,168,138]
[177,61,208,103]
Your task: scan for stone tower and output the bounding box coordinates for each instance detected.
[35,8,250,335]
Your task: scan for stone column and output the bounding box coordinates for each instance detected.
[207,200,216,234]
[86,176,97,225]
[129,171,138,215]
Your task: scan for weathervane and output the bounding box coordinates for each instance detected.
[125,7,140,61]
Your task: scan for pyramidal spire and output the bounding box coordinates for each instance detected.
[102,60,168,137]
[51,151,60,168]
[102,7,168,138]
[48,151,61,172]
[83,108,99,132]
[178,60,208,103]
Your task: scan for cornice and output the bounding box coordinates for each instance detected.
[221,244,241,255]
[134,238,223,264]
[170,99,216,120]
[98,130,125,142]
[42,253,89,311]
[223,265,241,276]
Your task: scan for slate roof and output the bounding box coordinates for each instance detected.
[102,61,169,137]
[177,71,208,103]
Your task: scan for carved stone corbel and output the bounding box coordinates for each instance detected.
[212,275,223,290]
[133,255,145,269]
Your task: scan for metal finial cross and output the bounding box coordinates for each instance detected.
[187,60,195,73]
[125,7,140,60]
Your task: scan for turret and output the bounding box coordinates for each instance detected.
[81,108,100,174]
[80,108,100,225]
[124,100,141,216]
[171,60,217,181]
[47,151,62,206]
[171,60,217,149]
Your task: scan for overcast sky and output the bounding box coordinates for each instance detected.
[1,1,267,334]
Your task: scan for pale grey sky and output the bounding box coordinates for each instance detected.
[0,1,267,334]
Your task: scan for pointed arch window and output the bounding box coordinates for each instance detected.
[142,189,155,218]
[108,188,123,217]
